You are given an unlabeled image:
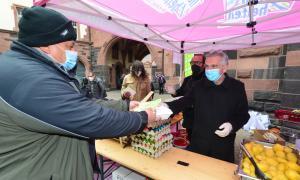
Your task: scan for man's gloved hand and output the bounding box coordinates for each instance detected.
[214,122,232,137]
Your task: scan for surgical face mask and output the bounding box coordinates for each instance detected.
[88,77,94,81]
[135,71,142,77]
[205,69,222,82]
[191,64,203,75]
[62,50,78,71]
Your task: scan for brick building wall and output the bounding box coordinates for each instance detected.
[0,29,17,53]
[281,44,300,109]
[1,28,298,111]
[0,29,91,59]
[226,44,300,111]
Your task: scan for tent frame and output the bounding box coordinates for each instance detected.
[34,0,300,53]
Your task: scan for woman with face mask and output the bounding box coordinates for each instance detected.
[121,61,152,101]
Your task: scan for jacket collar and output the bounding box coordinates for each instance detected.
[10,41,73,79]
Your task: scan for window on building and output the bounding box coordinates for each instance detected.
[16,7,24,21]
[175,64,181,76]
[72,21,78,33]
[71,21,80,40]
[224,50,237,59]
[13,4,26,31]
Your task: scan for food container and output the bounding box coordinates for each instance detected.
[236,139,300,180]
[173,137,188,149]
[274,109,291,120]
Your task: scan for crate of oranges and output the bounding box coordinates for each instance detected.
[237,140,300,180]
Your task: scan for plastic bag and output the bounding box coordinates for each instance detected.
[243,111,270,131]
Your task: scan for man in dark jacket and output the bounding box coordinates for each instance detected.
[171,54,205,142]
[0,7,157,180]
[165,50,249,163]
[156,72,166,94]
[81,71,107,100]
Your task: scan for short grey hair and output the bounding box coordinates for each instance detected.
[205,50,229,65]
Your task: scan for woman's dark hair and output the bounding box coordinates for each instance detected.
[131,60,147,79]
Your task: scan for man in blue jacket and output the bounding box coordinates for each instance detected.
[0,6,157,180]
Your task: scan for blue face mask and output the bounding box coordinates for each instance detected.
[62,50,78,70]
[205,69,222,82]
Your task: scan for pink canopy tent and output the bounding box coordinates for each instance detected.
[34,0,300,53]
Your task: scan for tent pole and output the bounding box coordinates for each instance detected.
[180,53,184,85]
[162,49,165,75]
[247,0,257,46]
[145,27,181,51]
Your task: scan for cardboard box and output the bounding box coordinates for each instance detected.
[112,167,132,180]
[124,172,146,180]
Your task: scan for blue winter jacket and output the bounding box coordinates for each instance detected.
[0,41,147,180]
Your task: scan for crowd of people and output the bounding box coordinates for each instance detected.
[0,6,250,179]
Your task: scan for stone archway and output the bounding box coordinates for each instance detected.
[102,37,157,89]
[99,36,157,66]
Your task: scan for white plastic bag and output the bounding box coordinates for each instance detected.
[243,111,270,131]
[155,106,173,120]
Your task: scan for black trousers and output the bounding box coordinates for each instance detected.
[188,136,235,163]
[159,83,164,94]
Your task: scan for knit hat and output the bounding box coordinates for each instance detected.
[18,6,77,47]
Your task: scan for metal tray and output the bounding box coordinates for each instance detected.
[235,139,299,180]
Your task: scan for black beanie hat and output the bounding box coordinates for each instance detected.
[18,6,77,47]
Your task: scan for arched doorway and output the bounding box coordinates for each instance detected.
[115,61,123,89]
[105,38,153,89]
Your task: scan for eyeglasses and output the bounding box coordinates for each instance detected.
[190,61,203,66]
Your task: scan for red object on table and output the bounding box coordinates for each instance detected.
[274,109,291,120]
[172,129,189,148]
[289,111,300,122]
[173,137,189,149]
[171,129,187,138]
